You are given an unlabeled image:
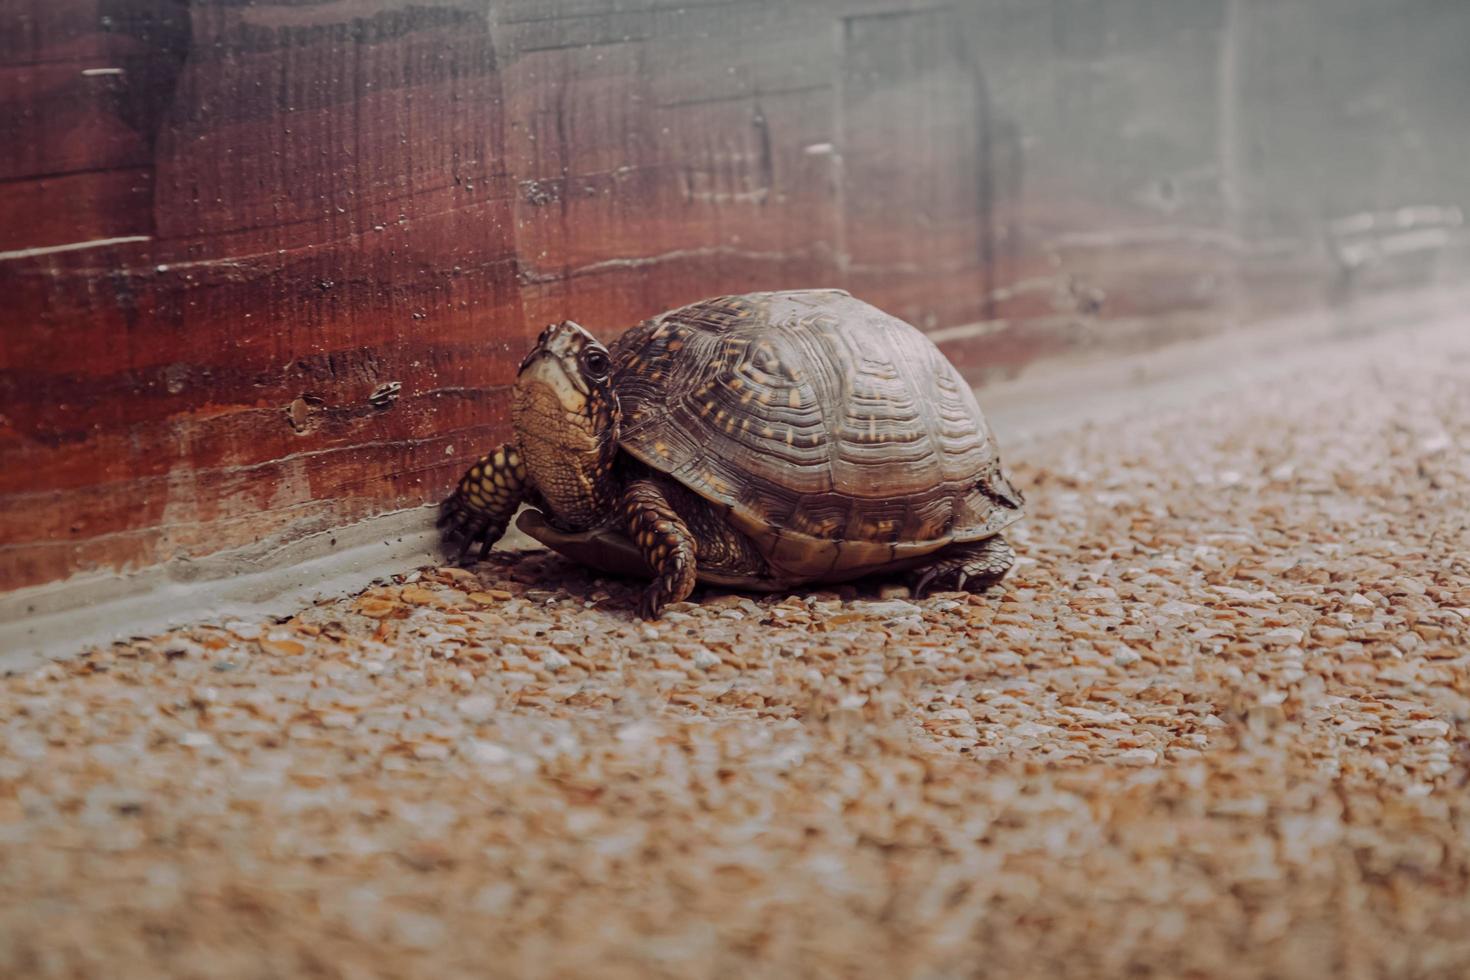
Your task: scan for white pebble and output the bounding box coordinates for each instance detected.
[456,695,499,724]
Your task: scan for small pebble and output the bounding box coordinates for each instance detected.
[456,695,499,724]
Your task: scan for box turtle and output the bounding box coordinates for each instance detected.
[440,289,1024,618]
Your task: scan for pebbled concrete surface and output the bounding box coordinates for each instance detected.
[1,311,1468,979]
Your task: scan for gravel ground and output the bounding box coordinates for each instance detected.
[3,318,1469,979]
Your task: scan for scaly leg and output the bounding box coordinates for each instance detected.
[658,478,770,581]
[437,444,528,563]
[911,535,1016,598]
[622,478,698,619]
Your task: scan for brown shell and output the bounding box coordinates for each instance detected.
[609,290,1023,581]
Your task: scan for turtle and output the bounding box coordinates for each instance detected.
[439,289,1024,619]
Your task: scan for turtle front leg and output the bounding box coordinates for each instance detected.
[911,536,1016,598]
[621,478,698,619]
[437,444,528,564]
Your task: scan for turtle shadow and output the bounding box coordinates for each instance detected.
[455,548,935,620]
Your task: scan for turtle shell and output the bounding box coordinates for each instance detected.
[608,289,1023,582]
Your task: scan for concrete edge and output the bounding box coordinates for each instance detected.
[0,508,440,673]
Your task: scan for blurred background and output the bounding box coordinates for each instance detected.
[3,0,1467,598]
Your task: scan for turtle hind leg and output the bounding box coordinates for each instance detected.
[910,536,1016,599]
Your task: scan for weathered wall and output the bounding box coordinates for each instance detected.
[2,0,1467,595]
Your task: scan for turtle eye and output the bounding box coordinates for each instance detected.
[581,348,611,380]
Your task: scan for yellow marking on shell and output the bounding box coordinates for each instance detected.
[740,391,754,405]
[758,389,771,404]
[762,424,774,438]
[654,440,668,455]
[740,418,751,432]
[667,340,684,352]
[788,389,801,408]
[868,417,877,441]
[785,428,794,446]
[728,376,744,391]
[699,400,715,417]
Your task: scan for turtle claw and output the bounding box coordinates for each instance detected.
[438,495,499,567]
[909,537,1016,598]
[452,530,477,566]
[635,556,694,620]
[912,567,941,599]
[636,590,662,621]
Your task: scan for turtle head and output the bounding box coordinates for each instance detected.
[512,321,621,529]
[517,321,613,389]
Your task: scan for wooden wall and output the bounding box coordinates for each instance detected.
[2,0,1465,594]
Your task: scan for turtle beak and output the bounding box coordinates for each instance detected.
[517,326,593,405]
[517,326,554,375]
[518,350,590,399]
